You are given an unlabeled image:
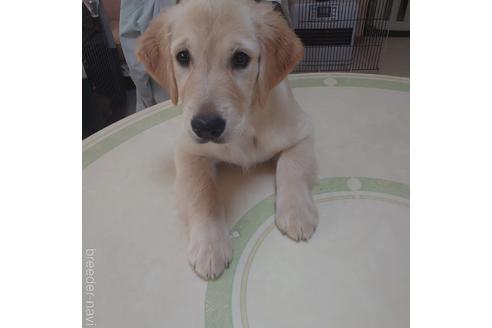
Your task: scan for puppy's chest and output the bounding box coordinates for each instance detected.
[216,129,293,168]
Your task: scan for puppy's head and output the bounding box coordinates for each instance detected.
[136,0,303,144]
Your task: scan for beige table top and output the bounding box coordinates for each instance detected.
[83,73,409,328]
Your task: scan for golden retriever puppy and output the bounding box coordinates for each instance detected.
[137,0,318,280]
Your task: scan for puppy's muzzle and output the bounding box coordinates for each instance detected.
[191,114,226,143]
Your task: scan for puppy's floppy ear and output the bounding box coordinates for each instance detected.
[136,11,178,105]
[255,5,304,106]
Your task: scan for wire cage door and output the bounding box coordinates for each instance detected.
[289,0,391,72]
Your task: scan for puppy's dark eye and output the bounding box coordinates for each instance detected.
[231,51,250,69]
[176,50,191,67]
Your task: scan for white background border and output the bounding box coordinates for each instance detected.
[0,1,81,327]
[412,0,492,327]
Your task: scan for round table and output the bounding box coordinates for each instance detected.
[83,73,409,328]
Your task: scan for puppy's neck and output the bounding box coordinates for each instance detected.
[248,79,298,125]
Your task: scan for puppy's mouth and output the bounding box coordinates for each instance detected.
[191,134,227,144]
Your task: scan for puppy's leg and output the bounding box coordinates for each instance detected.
[175,150,232,280]
[275,136,319,241]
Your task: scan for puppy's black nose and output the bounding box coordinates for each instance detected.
[191,114,226,141]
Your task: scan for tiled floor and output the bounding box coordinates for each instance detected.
[378,37,410,77]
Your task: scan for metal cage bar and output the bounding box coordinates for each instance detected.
[289,0,390,72]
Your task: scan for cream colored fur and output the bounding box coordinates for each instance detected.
[137,0,318,280]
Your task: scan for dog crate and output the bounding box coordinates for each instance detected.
[287,0,391,72]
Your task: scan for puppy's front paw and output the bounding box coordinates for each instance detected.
[187,223,232,280]
[275,196,319,242]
